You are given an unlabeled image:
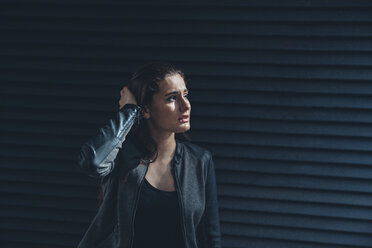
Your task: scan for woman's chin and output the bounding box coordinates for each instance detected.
[175,124,190,133]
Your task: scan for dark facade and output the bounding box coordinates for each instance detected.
[1,1,372,247]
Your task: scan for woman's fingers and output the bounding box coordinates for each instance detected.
[119,86,137,109]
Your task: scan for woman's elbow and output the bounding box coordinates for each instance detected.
[77,146,103,178]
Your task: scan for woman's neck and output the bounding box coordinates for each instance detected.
[149,130,176,164]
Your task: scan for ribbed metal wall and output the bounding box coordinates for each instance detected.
[2,0,372,247]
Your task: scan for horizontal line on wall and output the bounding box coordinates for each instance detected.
[221,223,372,248]
[0,204,95,222]
[3,13,372,23]
[2,26,372,38]
[219,197,372,222]
[219,219,372,238]
[218,183,372,208]
[0,228,81,247]
[3,51,372,67]
[2,0,372,8]
[3,64,372,82]
[3,192,98,211]
[3,35,372,52]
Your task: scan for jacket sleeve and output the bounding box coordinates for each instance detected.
[202,152,222,248]
[77,103,142,178]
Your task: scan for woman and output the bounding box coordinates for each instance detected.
[77,62,221,248]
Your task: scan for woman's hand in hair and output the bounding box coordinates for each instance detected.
[119,86,137,109]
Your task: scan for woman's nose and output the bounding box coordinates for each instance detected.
[179,95,191,111]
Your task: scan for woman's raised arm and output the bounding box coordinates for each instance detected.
[77,103,142,178]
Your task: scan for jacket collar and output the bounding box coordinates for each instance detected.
[171,139,183,168]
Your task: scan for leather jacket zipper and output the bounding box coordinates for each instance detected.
[128,160,149,248]
[173,164,188,248]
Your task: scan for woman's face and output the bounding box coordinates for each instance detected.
[144,73,191,134]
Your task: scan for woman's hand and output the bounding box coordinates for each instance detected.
[119,86,137,109]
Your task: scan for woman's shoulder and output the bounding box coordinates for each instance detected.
[179,140,212,162]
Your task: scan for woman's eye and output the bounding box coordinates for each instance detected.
[167,93,189,101]
[167,96,177,101]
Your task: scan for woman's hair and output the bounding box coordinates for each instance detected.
[126,61,190,162]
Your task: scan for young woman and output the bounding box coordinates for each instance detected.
[77,62,221,248]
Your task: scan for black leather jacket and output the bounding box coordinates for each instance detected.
[77,104,222,248]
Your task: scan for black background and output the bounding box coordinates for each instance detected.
[2,0,372,247]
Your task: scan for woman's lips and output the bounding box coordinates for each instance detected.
[178,115,189,123]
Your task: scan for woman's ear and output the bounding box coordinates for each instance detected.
[142,106,151,119]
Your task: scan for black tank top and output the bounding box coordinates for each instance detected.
[132,177,184,248]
